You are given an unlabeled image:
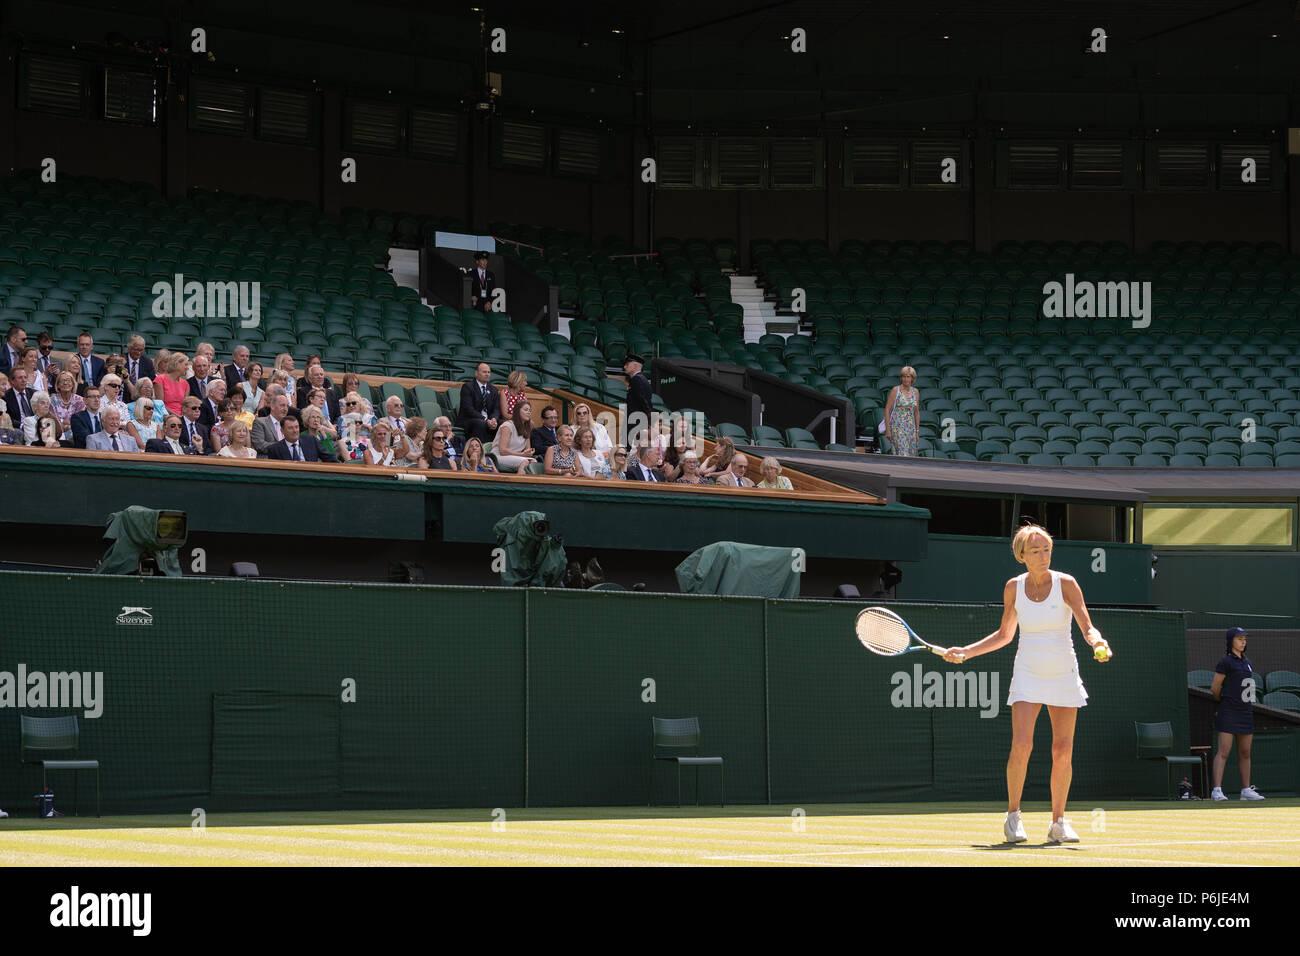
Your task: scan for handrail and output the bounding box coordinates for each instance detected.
[0,443,877,504]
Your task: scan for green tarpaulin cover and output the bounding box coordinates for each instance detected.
[675,541,801,598]
[493,510,567,587]
[95,506,185,576]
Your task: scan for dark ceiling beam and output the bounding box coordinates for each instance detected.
[1132,0,1275,41]
[649,0,800,43]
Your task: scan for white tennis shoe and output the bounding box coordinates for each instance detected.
[1210,787,1227,801]
[1240,786,1265,801]
[0,809,7,819]
[1003,810,1027,843]
[1047,818,1080,843]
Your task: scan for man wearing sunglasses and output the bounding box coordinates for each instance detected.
[35,332,58,382]
[145,414,200,454]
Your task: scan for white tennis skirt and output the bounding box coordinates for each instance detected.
[1006,636,1089,708]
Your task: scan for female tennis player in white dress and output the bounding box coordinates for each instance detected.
[942,524,1111,845]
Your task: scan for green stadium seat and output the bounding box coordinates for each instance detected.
[1260,691,1300,713]
[1264,670,1300,695]
[750,425,785,446]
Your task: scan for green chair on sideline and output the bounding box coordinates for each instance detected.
[21,715,100,817]
[649,716,724,808]
[1134,720,1205,800]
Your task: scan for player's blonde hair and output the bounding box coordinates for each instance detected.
[1011,523,1053,563]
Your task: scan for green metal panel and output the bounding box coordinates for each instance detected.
[898,534,1153,605]
[1152,553,1300,618]
[0,455,428,540]
[442,487,930,560]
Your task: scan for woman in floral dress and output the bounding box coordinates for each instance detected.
[884,365,920,457]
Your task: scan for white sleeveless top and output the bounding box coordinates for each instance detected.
[1007,570,1088,707]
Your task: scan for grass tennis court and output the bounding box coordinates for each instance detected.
[2,800,1296,866]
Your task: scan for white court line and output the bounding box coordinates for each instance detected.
[724,853,1250,868]
[704,836,1300,861]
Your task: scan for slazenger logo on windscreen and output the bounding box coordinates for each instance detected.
[0,665,103,718]
[116,607,153,626]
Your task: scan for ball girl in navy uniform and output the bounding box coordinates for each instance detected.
[1210,626,1265,801]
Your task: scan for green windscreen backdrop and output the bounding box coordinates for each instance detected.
[0,571,1201,813]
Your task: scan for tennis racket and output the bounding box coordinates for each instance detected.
[855,606,964,661]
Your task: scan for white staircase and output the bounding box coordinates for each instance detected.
[730,275,776,343]
[388,248,436,315]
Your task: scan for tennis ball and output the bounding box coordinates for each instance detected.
[1094,644,1110,662]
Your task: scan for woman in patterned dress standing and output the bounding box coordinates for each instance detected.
[884,365,920,457]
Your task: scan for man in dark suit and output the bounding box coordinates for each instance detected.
[531,405,560,461]
[470,251,496,313]
[198,378,225,429]
[296,364,341,422]
[623,353,654,445]
[35,332,57,383]
[266,414,335,462]
[223,344,252,392]
[178,396,212,454]
[4,367,34,423]
[0,325,26,375]
[625,442,666,483]
[70,387,105,448]
[296,358,335,399]
[187,354,220,402]
[123,335,155,399]
[72,332,106,394]
[457,362,502,443]
[146,415,197,454]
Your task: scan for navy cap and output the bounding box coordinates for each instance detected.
[474,251,489,260]
[623,353,645,366]
[1225,626,1248,650]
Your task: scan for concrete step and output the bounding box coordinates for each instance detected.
[731,274,777,344]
